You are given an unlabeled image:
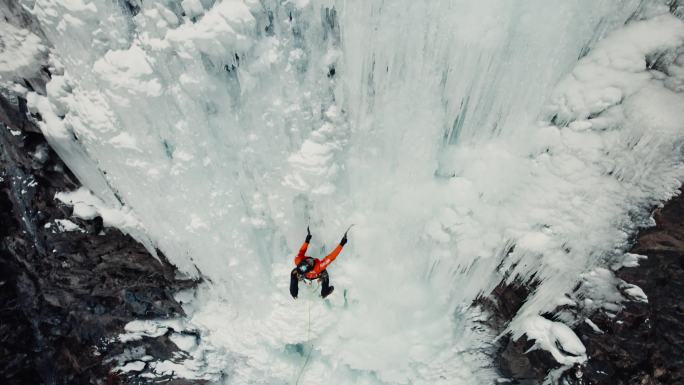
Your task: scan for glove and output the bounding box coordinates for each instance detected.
[340,232,348,246]
[305,226,312,243]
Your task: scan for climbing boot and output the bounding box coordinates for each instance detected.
[321,286,334,298]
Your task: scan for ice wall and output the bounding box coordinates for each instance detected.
[11,0,684,384]
[340,0,643,145]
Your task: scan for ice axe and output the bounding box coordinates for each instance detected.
[344,224,355,235]
[340,224,354,246]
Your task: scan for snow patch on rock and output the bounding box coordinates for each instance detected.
[519,316,587,365]
[54,218,82,232]
[0,22,47,83]
[55,187,141,230]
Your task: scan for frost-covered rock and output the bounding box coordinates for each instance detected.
[0,86,197,384]
[0,22,47,85]
[518,316,587,365]
[4,1,684,384]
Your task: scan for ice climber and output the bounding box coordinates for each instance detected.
[290,226,348,299]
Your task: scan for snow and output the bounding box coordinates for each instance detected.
[55,187,141,229]
[118,319,226,380]
[518,316,587,365]
[0,22,47,84]
[53,187,159,258]
[584,318,604,334]
[621,284,649,303]
[119,319,184,342]
[109,132,140,150]
[169,333,197,352]
[181,0,204,18]
[93,45,163,98]
[612,252,648,270]
[12,1,684,384]
[548,14,684,123]
[166,0,255,56]
[117,361,146,372]
[54,218,81,232]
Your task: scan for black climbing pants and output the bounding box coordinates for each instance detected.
[290,269,333,298]
[319,270,332,297]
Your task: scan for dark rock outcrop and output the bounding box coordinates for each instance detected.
[576,193,684,385]
[487,192,684,385]
[476,278,559,384]
[0,90,197,385]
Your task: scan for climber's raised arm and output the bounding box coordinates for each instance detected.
[293,226,312,265]
[317,231,347,272]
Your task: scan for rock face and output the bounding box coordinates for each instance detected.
[0,91,196,385]
[488,193,684,385]
[476,278,559,385]
[576,194,684,385]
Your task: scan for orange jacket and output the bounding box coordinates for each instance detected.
[293,241,343,279]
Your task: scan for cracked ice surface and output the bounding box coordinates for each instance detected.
[12,0,684,384]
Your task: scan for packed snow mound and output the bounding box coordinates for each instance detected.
[502,11,684,332]
[549,13,684,123]
[8,0,684,384]
[93,45,163,98]
[56,187,139,228]
[166,0,255,55]
[621,283,649,303]
[54,187,158,258]
[0,22,46,83]
[519,316,587,365]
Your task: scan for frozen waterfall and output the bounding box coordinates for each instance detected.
[6,0,684,384]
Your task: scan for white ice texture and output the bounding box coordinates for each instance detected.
[9,0,684,384]
[0,21,47,81]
